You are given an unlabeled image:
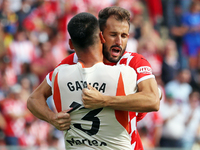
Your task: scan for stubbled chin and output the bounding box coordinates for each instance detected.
[110,55,120,62]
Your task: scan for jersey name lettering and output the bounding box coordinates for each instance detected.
[66,138,107,146]
[67,81,106,93]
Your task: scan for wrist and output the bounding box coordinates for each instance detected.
[47,111,56,124]
[102,95,113,107]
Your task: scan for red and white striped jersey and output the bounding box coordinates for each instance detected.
[116,52,154,149]
[51,62,137,149]
[46,52,154,150]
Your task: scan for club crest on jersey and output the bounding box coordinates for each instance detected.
[137,66,152,74]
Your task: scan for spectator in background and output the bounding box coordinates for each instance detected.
[0,84,29,149]
[130,0,144,40]
[22,117,52,149]
[138,126,154,149]
[0,0,18,35]
[7,28,36,76]
[50,29,69,65]
[182,91,200,149]
[162,0,188,69]
[165,68,193,105]
[144,0,163,32]
[17,63,39,91]
[180,0,192,14]
[138,35,163,77]
[56,0,78,54]
[15,0,32,27]
[190,69,200,91]
[126,23,138,53]
[0,58,12,98]
[30,41,57,84]
[18,121,37,147]
[114,0,137,17]
[159,90,185,148]
[18,77,32,103]
[182,1,200,70]
[161,39,180,85]
[137,111,163,148]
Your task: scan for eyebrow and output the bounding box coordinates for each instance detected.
[109,31,129,35]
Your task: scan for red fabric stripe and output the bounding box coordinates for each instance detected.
[115,73,129,132]
[53,73,62,112]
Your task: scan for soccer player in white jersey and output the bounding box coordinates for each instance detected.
[47,7,160,149]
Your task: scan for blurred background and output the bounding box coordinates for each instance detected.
[0,0,200,150]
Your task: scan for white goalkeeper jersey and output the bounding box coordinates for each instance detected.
[51,62,137,150]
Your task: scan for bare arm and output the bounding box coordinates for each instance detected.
[27,78,71,131]
[82,78,160,112]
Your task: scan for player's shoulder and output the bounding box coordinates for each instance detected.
[118,52,149,66]
[116,63,135,70]
[58,53,77,66]
[120,52,146,61]
[55,63,78,73]
[110,64,137,77]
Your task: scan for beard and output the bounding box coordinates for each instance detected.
[103,44,126,63]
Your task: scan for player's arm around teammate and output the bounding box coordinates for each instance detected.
[82,78,160,112]
[27,78,71,131]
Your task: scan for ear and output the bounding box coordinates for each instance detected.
[99,32,105,44]
[69,39,74,49]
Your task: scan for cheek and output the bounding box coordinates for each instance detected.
[122,39,128,48]
[104,40,112,48]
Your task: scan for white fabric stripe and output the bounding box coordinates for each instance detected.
[132,142,136,150]
[46,74,52,87]
[137,75,155,84]
[73,53,78,63]
[130,117,136,135]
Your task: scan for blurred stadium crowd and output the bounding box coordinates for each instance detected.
[0,0,200,150]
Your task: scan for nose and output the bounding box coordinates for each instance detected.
[115,36,122,46]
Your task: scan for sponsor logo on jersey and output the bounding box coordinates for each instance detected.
[137,66,152,74]
[66,138,107,147]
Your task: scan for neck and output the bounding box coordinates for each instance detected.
[77,46,103,68]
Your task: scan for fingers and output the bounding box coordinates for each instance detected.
[82,84,97,96]
[57,111,70,119]
[87,84,97,91]
[87,84,93,90]
[82,88,88,95]
[54,111,71,131]
[82,88,91,96]
[63,108,73,113]
[59,124,71,131]
[57,118,71,131]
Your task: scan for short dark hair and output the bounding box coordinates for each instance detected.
[67,12,99,49]
[98,6,130,32]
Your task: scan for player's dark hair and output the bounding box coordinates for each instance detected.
[98,6,130,32]
[67,12,99,49]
